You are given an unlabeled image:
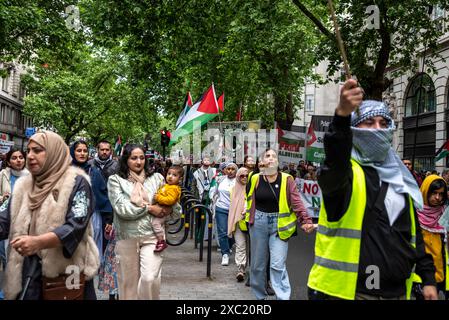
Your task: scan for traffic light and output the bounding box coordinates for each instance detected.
[160,129,170,147]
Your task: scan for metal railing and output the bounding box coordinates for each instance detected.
[166,187,213,278]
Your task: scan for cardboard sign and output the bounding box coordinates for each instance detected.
[296,178,322,218]
[0,139,14,154]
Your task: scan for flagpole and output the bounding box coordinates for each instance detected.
[214,84,224,162]
[327,0,361,116]
[217,103,224,162]
[327,0,351,80]
[304,123,308,164]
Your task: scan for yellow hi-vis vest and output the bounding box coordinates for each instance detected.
[242,171,257,226]
[307,159,417,300]
[240,171,257,231]
[245,172,297,240]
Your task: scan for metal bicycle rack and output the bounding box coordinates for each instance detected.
[166,189,213,278]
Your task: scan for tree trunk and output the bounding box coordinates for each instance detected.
[361,75,385,101]
[274,94,285,123]
[273,92,294,124]
[285,92,294,124]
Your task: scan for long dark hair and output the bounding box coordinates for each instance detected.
[6,147,26,169]
[253,157,261,174]
[118,144,154,179]
[70,140,90,172]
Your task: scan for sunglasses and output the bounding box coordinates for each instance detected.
[240,175,248,178]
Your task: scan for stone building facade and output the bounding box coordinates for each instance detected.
[0,62,33,151]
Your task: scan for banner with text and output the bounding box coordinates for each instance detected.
[306,115,333,164]
[207,120,262,162]
[0,139,14,154]
[276,121,306,168]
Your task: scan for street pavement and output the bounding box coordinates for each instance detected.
[287,230,316,300]
[156,229,316,300]
[159,235,255,300]
[95,232,256,300]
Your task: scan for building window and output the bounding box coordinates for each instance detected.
[432,5,445,19]
[432,6,445,32]
[1,76,9,92]
[405,73,436,117]
[0,104,5,123]
[19,84,26,101]
[305,94,314,112]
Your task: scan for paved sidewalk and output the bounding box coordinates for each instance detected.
[160,235,255,300]
[96,235,255,300]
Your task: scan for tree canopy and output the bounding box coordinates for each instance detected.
[0,0,84,68]
[21,46,160,145]
[293,0,449,99]
[4,0,449,148]
[82,0,319,126]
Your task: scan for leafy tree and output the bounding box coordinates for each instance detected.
[218,0,318,124]
[0,0,84,68]
[292,0,449,99]
[81,0,318,126]
[21,46,160,144]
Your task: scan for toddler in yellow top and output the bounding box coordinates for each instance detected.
[153,165,183,252]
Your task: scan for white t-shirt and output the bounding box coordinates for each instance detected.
[384,184,406,226]
[215,177,236,210]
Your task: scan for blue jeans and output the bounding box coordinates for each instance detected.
[249,210,290,300]
[215,206,232,256]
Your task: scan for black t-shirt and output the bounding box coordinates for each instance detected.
[254,174,281,213]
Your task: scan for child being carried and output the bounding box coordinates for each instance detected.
[152,165,183,252]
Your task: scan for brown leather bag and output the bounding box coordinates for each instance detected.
[42,274,85,300]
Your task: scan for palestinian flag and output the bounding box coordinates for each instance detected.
[175,92,193,128]
[435,140,449,162]
[114,135,122,156]
[217,93,224,112]
[170,84,219,145]
[306,122,317,147]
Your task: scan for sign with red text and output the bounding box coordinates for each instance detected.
[296,178,321,218]
[276,121,306,168]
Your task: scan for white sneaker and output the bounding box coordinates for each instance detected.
[221,254,229,266]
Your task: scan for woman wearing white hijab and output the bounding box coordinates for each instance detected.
[228,167,249,281]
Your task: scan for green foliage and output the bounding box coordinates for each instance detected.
[294,0,449,99]
[22,46,160,144]
[82,0,319,126]
[0,1,85,64]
